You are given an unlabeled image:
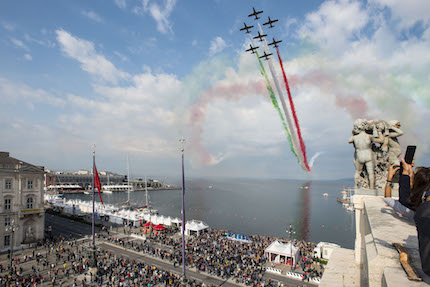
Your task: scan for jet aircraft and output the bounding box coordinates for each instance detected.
[268,38,283,48]
[263,16,278,28]
[259,51,272,61]
[248,7,263,20]
[253,31,267,42]
[240,22,254,34]
[245,44,259,54]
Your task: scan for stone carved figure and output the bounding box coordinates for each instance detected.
[349,119,384,189]
[385,120,404,165]
[349,119,404,190]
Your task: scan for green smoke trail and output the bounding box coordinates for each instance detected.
[255,51,299,162]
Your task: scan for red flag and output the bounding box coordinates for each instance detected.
[94,164,104,205]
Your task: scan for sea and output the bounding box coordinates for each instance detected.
[63,178,356,249]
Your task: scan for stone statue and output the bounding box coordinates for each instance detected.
[25,225,33,240]
[349,119,384,189]
[385,120,403,165]
[349,119,404,190]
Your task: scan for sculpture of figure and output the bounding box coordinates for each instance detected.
[25,225,33,240]
[385,120,404,165]
[349,119,384,189]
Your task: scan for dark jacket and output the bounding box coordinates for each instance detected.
[399,174,415,211]
[414,201,430,276]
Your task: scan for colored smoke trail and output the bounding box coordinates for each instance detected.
[189,79,267,165]
[309,152,323,168]
[258,23,307,172]
[255,50,299,161]
[276,47,310,172]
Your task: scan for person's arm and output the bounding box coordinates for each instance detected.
[385,165,399,198]
[399,159,415,210]
[388,126,404,138]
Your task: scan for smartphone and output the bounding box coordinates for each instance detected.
[404,145,416,164]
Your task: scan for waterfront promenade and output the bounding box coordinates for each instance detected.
[0,214,319,286]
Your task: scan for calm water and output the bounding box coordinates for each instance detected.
[64,178,356,249]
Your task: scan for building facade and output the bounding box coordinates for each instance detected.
[0,152,45,251]
[45,170,126,189]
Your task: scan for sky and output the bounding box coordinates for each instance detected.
[1,0,429,180]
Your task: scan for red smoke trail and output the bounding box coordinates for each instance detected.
[190,79,267,165]
[288,71,370,119]
[276,47,310,172]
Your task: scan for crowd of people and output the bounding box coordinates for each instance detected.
[0,234,217,286]
[108,229,321,286]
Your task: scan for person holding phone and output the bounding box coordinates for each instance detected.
[402,161,430,276]
[384,164,415,220]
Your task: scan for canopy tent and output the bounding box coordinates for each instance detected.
[171,217,182,227]
[143,222,153,228]
[153,224,167,231]
[264,240,300,266]
[185,220,209,236]
[163,216,172,226]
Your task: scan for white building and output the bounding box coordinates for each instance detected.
[0,152,45,251]
[313,242,340,260]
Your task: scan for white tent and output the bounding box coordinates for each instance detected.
[313,242,340,260]
[185,220,209,236]
[171,217,182,227]
[265,240,300,266]
[163,216,172,226]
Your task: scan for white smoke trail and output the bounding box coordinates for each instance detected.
[309,152,323,168]
[257,23,306,171]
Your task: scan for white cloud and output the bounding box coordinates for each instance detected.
[0,77,65,107]
[114,51,128,61]
[369,0,430,29]
[209,37,227,56]
[2,22,15,31]
[10,38,29,51]
[81,10,104,23]
[23,54,32,61]
[139,0,177,34]
[114,0,127,9]
[56,29,130,83]
[299,0,369,51]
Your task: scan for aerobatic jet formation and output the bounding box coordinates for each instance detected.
[253,31,267,42]
[259,51,272,61]
[245,44,259,54]
[263,16,278,28]
[240,22,254,34]
[268,38,282,48]
[248,7,263,20]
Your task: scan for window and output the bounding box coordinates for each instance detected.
[4,235,10,247]
[5,179,12,189]
[4,199,11,210]
[4,217,10,227]
[27,180,33,189]
[26,197,33,209]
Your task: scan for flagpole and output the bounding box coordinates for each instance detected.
[180,137,186,279]
[91,144,96,269]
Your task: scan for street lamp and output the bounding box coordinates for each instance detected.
[286,224,296,268]
[5,219,19,275]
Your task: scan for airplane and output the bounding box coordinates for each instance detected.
[263,16,278,28]
[253,31,267,42]
[240,22,254,34]
[268,38,283,48]
[245,44,259,54]
[248,7,263,20]
[259,51,272,61]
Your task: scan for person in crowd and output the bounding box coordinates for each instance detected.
[401,160,430,276]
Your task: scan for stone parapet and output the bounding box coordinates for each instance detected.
[353,192,429,286]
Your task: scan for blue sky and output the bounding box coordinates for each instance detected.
[1,0,429,180]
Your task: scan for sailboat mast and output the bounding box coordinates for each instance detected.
[127,154,130,205]
[145,175,148,207]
